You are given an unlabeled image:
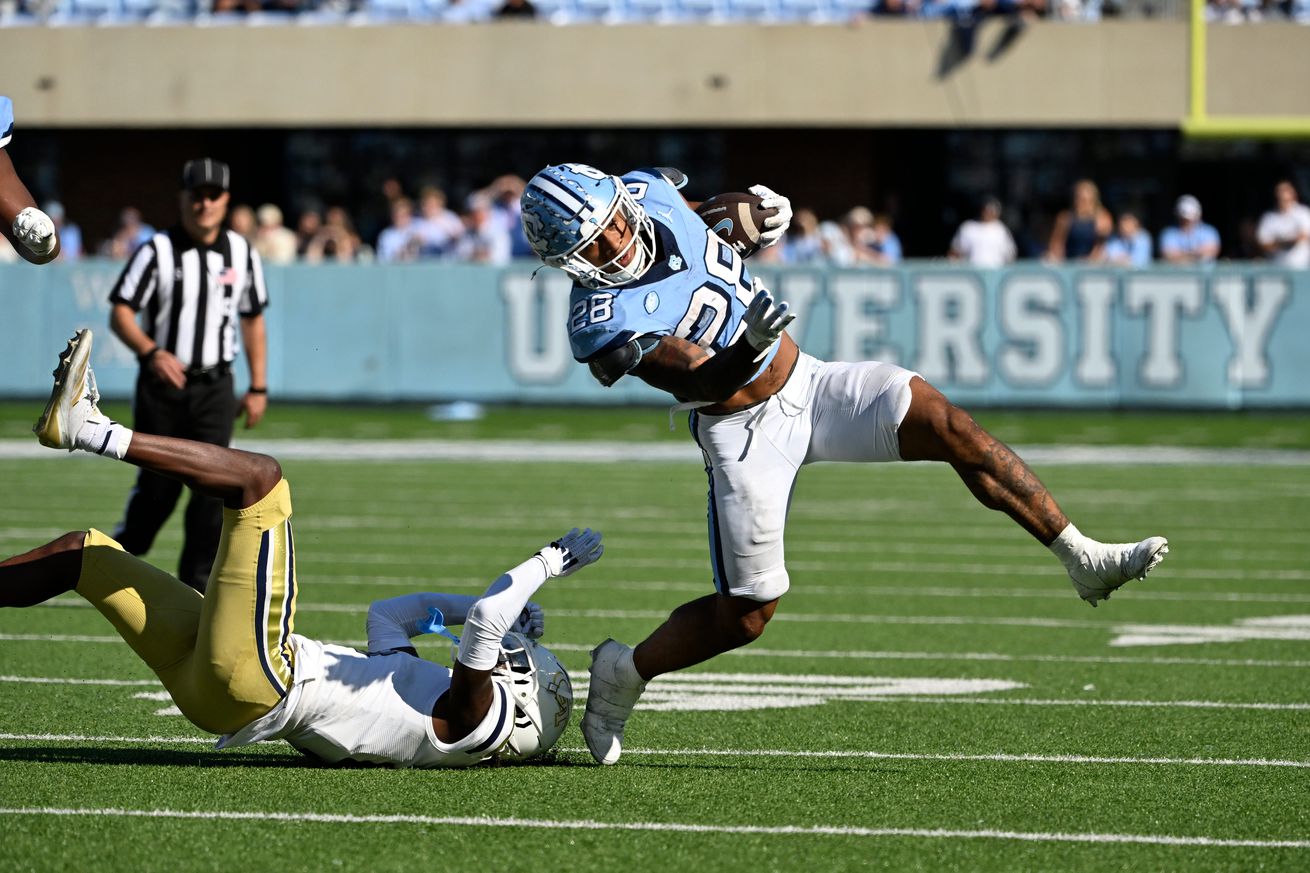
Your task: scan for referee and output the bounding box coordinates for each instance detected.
[107,157,270,593]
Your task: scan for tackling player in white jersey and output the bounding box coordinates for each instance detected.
[520,163,1170,766]
[1,330,602,767]
[0,97,60,264]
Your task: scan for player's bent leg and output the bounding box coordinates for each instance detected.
[74,529,205,692]
[897,376,1069,543]
[0,531,88,607]
[184,479,298,734]
[584,593,779,765]
[34,330,283,512]
[123,435,283,510]
[897,376,1168,606]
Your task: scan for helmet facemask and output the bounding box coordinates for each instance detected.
[492,633,573,762]
[556,183,656,290]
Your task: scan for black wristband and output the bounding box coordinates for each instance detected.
[138,346,160,364]
[248,386,268,395]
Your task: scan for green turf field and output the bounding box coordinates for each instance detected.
[1,418,1308,870]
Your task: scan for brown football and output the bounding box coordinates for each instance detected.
[695,192,774,260]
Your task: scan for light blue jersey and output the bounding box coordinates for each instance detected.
[567,168,778,383]
[0,97,13,150]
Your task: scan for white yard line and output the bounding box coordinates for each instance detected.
[2,670,1305,712]
[3,439,1309,466]
[562,746,1310,769]
[5,631,1310,670]
[0,806,1304,849]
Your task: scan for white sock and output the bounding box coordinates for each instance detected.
[457,554,552,671]
[1048,523,1090,570]
[614,644,646,687]
[75,419,133,460]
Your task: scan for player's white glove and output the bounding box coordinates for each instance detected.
[748,184,792,249]
[741,280,796,351]
[13,206,56,256]
[537,528,604,578]
[511,601,545,639]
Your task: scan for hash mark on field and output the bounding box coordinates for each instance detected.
[0,807,1305,849]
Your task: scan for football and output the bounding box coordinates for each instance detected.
[695,192,775,260]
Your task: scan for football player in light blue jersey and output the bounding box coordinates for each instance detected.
[522,163,1170,766]
[0,97,60,264]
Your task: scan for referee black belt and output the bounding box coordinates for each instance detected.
[183,363,232,384]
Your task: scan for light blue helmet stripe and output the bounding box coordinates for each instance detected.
[531,177,586,213]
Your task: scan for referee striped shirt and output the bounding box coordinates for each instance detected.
[109,226,269,370]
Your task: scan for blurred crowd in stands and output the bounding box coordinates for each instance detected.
[2,0,1306,23]
[5,175,1308,269]
[754,178,1310,268]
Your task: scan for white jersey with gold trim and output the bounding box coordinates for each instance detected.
[218,633,514,768]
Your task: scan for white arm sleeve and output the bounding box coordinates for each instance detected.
[365,592,480,653]
[456,555,553,671]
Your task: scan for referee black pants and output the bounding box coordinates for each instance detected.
[112,368,237,594]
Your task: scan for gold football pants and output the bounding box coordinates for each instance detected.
[76,479,298,735]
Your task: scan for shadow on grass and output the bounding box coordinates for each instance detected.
[0,745,321,769]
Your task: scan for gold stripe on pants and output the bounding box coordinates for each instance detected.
[76,479,298,735]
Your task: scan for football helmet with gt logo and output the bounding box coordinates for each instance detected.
[494,632,574,761]
[521,163,656,289]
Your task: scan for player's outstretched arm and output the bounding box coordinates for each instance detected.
[434,529,603,743]
[0,150,58,265]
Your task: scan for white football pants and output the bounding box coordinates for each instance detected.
[689,351,918,602]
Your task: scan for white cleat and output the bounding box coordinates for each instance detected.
[1068,536,1169,607]
[581,638,646,766]
[33,329,105,451]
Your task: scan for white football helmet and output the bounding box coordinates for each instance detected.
[494,632,573,761]
[520,163,656,289]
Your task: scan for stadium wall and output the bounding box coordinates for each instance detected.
[4,22,1301,127]
[2,262,1306,408]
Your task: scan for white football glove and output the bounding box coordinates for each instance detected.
[741,280,796,351]
[748,184,792,249]
[13,206,56,256]
[511,601,545,639]
[537,528,604,578]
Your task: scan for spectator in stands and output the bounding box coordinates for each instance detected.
[1103,211,1152,268]
[295,209,321,260]
[46,201,82,262]
[782,208,824,264]
[212,0,262,12]
[228,204,256,243]
[1208,0,1263,22]
[480,175,532,258]
[456,192,511,265]
[494,0,538,16]
[415,187,465,258]
[1046,179,1112,263]
[1257,179,1310,268]
[254,204,297,265]
[301,206,361,263]
[377,197,422,263]
[949,196,1016,268]
[866,213,903,266]
[443,0,493,22]
[328,206,364,261]
[1159,195,1220,264]
[99,208,156,260]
